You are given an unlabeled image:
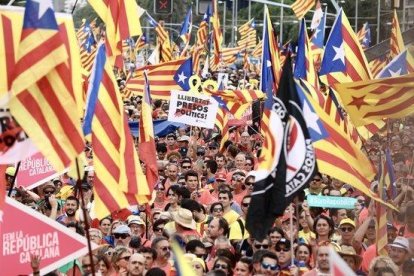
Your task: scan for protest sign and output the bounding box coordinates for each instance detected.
[15,151,66,190]
[307,195,357,209]
[0,198,92,276]
[168,91,219,129]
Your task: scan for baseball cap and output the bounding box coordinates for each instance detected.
[113,225,131,235]
[339,218,356,228]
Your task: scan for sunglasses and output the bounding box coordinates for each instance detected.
[213,208,223,212]
[313,178,322,182]
[119,256,131,261]
[160,246,171,251]
[340,226,354,232]
[261,263,279,271]
[114,233,130,239]
[241,202,250,207]
[275,247,290,252]
[245,182,254,186]
[182,166,191,169]
[154,227,163,232]
[43,190,55,195]
[214,264,228,270]
[254,244,269,249]
[209,147,217,150]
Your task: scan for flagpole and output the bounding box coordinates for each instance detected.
[289,203,294,266]
[71,0,79,14]
[75,158,96,276]
[7,161,21,197]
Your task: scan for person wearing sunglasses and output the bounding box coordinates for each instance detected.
[274,238,294,274]
[258,251,280,276]
[213,255,233,275]
[252,238,271,254]
[151,236,173,276]
[113,225,132,247]
[111,246,131,275]
[304,172,325,196]
[229,195,251,250]
[337,218,356,247]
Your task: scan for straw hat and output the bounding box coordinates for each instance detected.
[173,208,196,230]
[338,245,362,267]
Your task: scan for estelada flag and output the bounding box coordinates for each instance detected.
[0,197,93,276]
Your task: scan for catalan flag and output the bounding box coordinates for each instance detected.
[377,49,414,78]
[310,8,326,71]
[196,5,211,46]
[135,35,147,53]
[171,237,196,275]
[180,7,192,46]
[212,0,222,65]
[370,56,388,78]
[89,0,142,68]
[10,0,84,172]
[390,10,404,59]
[238,19,256,49]
[294,19,320,95]
[297,80,395,209]
[216,106,230,152]
[126,58,192,99]
[139,73,158,194]
[320,9,372,86]
[221,45,244,64]
[84,44,149,219]
[376,152,390,256]
[357,22,371,50]
[291,0,315,19]
[335,73,414,127]
[251,40,262,58]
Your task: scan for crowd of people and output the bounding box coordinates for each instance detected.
[5,67,414,276]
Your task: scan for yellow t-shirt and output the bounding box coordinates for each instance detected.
[229,217,250,240]
[298,230,316,244]
[223,209,240,225]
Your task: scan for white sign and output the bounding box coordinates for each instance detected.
[168,91,219,129]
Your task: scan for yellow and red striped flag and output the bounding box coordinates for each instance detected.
[390,10,404,59]
[292,0,315,19]
[139,73,158,194]
[88,0,142,68]
[197,5,211,46]
[10,0,84,171]
[216,107,230,152]
[298,80,395,209]
[370,56,388,78]
[84,44,149,219]
[126,58,191,100]
[212,0,222,65]
[251,40,262,58]
[334,73,414,127]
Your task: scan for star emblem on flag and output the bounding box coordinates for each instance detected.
[333,42,345,65]
[349,95,369,110]
[24,0,58,30]
[177,71,188,83]
[173,58,192,91]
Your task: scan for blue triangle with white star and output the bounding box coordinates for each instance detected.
[23,0,59,30]
[378,50,408,78]
[320,10,346,75]
[173,58,193,91]
[295,81,328,142]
